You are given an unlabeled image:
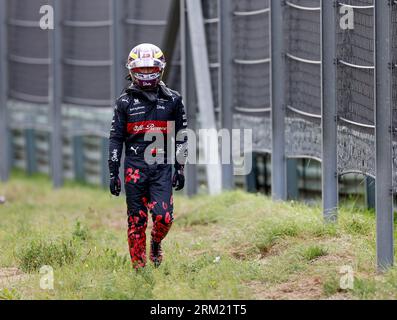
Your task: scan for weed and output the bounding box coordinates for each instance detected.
[342,215,373,236]
[352,277,377,299]
[323,276,342,297]
[100,248,129,271]
[72,220,91,241]
[0,288,20,300]
[255,221,299,254]
[301,245,328,262]
[16,238,77,273]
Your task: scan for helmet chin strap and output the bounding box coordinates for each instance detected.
[130,71,163,91]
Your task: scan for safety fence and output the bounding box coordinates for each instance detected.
[0,0,390,198]
[232,0,272,153]
[179,0,394,268]
[0,0,396,268]
[0,0,390,197]
[0,0,178,187]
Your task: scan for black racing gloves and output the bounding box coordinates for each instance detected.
[172,164,185,191]
[110,173,121,196]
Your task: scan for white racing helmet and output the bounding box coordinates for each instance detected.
[126,43,166,89]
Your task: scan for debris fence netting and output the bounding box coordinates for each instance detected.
[202,0,220,119]
[232,0,272,153]
[62,0,112,106]
[7,0,50,104]
[336,0,375,178]
[284,0,322,160]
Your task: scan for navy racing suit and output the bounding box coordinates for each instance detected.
[108,81,188,268]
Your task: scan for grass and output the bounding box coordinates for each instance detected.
[17,238,77,273]
[1,171,397,299]
[301,245,329,262]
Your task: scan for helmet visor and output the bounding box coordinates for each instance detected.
[126,58,165,70]
[131,67,161,74]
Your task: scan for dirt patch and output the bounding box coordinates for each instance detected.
[260,241,291,259]
[247,277,325,300]
[246,249,357,300]
[230,241,288,261]
[229,243,257,261]
[0,268,27,288]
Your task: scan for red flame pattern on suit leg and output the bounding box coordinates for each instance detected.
[150,209,173,267]
[127,212,147,269]
[124,159,174,268]
[151,219,173,243]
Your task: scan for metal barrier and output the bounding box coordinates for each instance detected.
[0,0,396,269]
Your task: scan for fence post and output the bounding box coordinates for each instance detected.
[321,0,338,222]
[111,0,124,99]
[186,0,222,195]
[270,0,287,200]
[374,1,394,271]
[219,0,234,190]
[181,0,198,196]
[287,159,299,200]
[73,135,85,182]
[25,129,37,175]
[49,0,63,188]
[246,152,258,193]
[365,176,375,210]
[101,137,110,188]
[0,0,9,182]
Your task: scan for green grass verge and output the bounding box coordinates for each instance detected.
[0,172,397,300]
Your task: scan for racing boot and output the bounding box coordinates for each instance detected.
[150,238,163,268]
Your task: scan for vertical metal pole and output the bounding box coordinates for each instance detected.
[321,0,338,222]
[25,129,37,175]
[365,176,375,210]
[270,0,287,200]
[7,129,12,173]
[181,0,198,196]
[111,0,125,192]
[246,152,258,193]
[186,0,222,195]
[49,0,63,188]
[101,137,110,188]
[0,0,9,182]
[264,154,271,194]
[219,0,234,190]
[111,0,124,99]
[287,159,299,200]
[374,1,394,271]
[73,135,85,182]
